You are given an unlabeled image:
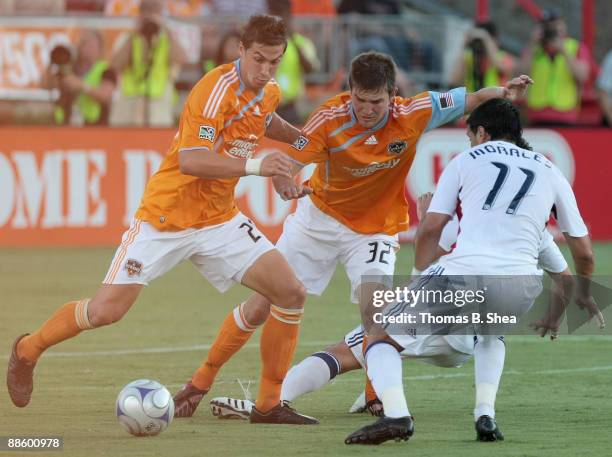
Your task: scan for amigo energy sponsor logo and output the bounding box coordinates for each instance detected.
[225,135,258,159]
[343,158,401,177]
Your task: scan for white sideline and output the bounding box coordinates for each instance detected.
[1,335,612,359]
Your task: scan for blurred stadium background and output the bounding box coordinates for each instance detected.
[1,1,611,456]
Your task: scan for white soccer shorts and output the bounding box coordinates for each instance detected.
[103,212,274,292]
[344,325,473,368]
[275,197,399,303]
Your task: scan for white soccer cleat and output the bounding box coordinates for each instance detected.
[348,391,367,414]
[210,397,254,420]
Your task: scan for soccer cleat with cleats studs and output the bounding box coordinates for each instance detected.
[250,401,319,425]
[210,396,254,420]
[345,416,414,445]
[173,381,209,418]
[7,334,36,408]
[475,415,504,441]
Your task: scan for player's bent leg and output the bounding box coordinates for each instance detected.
[281,340,361,404]
[241,250,316,424]
[174,294,271,418]
[7,284,142,408]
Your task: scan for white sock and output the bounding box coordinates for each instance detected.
[474,335,505,420]
[366,342,410,418]
[280,352,340,402]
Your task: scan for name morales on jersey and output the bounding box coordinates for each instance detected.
[388,140,408,155]
[226,138,258,159]
[469,144,552,168]
[198,125,216,142]
[343,158,401,177]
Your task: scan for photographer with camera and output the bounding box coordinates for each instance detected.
[110,0,185,126]
[450,21,514,92]
[44,30,117,126]
[521,10,590,126]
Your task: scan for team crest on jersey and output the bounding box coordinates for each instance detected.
[387,140,407,155]
[198,125,216,142]
[292,135,309,151]
[125,259,143,277]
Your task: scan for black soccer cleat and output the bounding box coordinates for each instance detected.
[250,401,319,425]
[475,415,504,441]
[345,416,414,445]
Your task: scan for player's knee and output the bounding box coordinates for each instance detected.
[281,280,306,309]
[88,300,129,327]
[324,341,360,373]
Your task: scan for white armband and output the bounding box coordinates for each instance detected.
[245,158,263,176]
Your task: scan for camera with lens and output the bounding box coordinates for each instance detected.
[50,44,73,76]
[541,23,559,46]
[468,37,486,59]
[140,17,161,41]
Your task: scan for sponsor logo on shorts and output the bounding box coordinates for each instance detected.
[125,259,143,277]
[343,158,401,177]
[292,135,309,151]
[199,125,216,142]
[388,140,408,155]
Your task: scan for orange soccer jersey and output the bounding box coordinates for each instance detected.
[136,61,281,230]
[287,89,466,235]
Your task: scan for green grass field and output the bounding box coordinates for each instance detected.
[1,244,612,456]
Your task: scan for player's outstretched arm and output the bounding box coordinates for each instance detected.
[414,212,451,272]
[464,75,534,113]
[179,148,293,179]
[265,112,302,144]
[564,234,605,328]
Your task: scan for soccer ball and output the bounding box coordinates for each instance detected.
[115,379,174,437]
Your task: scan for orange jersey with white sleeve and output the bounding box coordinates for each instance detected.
[136,60,280,230]
[287,88,466,235]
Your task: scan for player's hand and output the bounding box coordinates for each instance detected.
[503,75,534,102]
[529,317,560,340]
[260,152,293,178]
[365,399,384,417]
[273,175,312,200]
[416,192,433,222]
[576,295,606,329]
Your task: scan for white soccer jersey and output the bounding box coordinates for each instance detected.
[438,215,568,273]
[429,140,587,274]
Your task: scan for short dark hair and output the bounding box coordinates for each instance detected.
[241,14,288,49]
[348,51,396,94]
[467,98,532,150]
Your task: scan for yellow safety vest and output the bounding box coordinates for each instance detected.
[121,32,170,98]
[527,38,579,112]
[55,60,109,124]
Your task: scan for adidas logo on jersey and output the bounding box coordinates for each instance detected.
[364,135,378,145]
[253,105,262,116]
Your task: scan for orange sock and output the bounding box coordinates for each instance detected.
[18,299,94,362]
[191,303,257,391]
[255,304,303,412]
